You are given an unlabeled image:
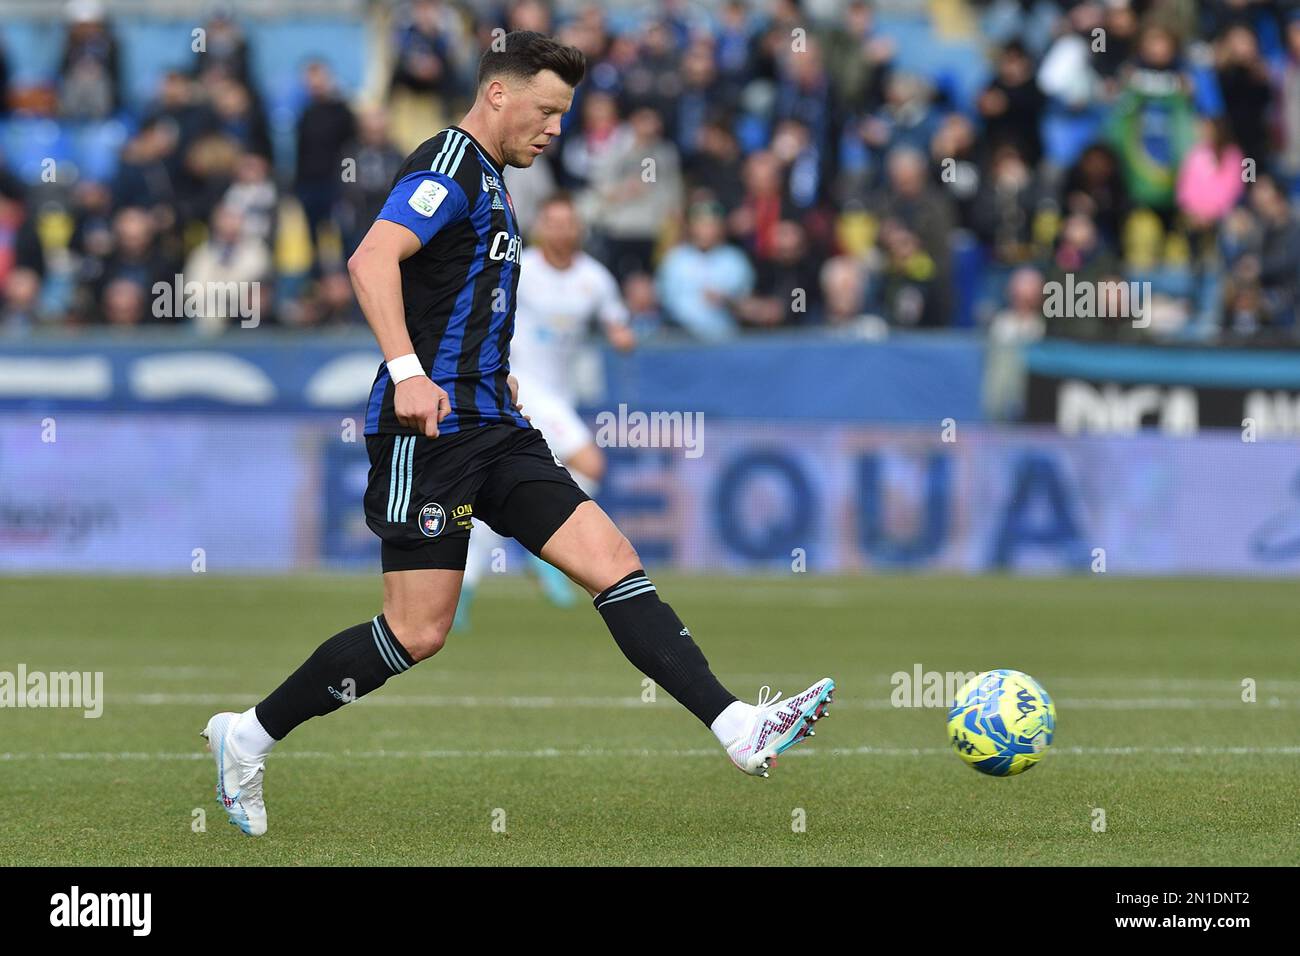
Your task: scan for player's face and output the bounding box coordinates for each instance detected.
[500,69,573,168]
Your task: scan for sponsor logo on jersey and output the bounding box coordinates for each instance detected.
[450,502,474,530]
[419,502,447,537]
[489,231,523,262]
[408,179,448,218]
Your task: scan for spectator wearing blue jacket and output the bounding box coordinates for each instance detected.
[657,200,754,340]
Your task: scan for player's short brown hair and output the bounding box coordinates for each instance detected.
[478,31,586,89]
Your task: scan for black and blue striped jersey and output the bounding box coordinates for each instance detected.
[363,125,528,436]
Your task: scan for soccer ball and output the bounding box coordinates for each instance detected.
[946,669,1055,776]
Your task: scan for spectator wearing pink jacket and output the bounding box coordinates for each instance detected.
[1177,119,1245,228]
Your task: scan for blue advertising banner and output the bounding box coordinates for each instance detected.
[3,413,1296,577]
[614,423,1300,575]
[601,333,987,423]
[0,414,312,572]
[0,338,384,416]
[0,333,988,424]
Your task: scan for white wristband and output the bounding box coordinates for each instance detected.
[387,353,424,384]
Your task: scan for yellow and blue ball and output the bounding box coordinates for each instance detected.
[947,669,1055,776]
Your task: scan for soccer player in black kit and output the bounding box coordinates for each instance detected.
[202,32,833,836]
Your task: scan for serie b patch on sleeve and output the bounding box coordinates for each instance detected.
[408,179,448,218]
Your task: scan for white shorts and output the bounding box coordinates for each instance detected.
[517,383,592,461]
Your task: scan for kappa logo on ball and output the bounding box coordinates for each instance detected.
[418,502,447,537]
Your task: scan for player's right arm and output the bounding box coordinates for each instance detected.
[348,219,450,438]
[348,163,472,438]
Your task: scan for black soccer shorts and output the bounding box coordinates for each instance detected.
[363,423,590,572]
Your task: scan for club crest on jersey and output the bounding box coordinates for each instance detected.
[418,502,447,537]
[481,172,502,192]
[489,231,522,262]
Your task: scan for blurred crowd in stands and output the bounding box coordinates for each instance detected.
[2,0,1300,345]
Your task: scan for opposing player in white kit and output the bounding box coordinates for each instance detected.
[455,191,635,628]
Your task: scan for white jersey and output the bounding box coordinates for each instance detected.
[510,247,628,402]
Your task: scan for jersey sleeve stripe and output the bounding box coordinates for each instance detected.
[435,132,470,177]
[428,130,460,173]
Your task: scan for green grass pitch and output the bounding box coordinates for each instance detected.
[1,573,1297,866]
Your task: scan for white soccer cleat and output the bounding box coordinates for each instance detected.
[200,711,267,836]
[724,678,835,777]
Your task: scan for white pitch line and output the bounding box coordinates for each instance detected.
[1041,677,1300,691]
[123,693,651,709]
[114,693,1297,710]
[1,745,1297,762]
[1032,697,1296,710]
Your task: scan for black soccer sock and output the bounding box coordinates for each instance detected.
[254,614,415,740]
[593,570,737,727]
